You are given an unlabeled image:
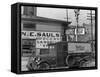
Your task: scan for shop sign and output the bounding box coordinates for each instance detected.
[66,27,85,35]
[68,43,91,53]
[22,31,37,39]
[22,31,61,48]
[75,28,85,35]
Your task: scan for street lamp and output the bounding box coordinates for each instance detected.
[74,9,80,41]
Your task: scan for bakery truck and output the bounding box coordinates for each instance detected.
[26,41,95,70]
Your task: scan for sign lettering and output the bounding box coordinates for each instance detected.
[22,31,61,48]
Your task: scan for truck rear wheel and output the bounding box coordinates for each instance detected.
[38,62,50,69]
[80,60,95,67]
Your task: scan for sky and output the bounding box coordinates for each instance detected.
[37,7,95,26]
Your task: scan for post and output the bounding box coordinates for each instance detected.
[66,9,69,41]
[90,10,93,52]
[74,9,80,41]
[76,17,78,41]
[87,10,95,52]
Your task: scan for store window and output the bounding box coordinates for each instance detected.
[40,49,49,55]
[21,39,36,57]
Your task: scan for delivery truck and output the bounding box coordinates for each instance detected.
[26,41,95,70]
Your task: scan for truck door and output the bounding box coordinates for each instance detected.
[56,44,65,67]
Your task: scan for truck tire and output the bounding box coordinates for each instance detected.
[80,60,95,67]
[38,62,50,69]
[66,56,76,67]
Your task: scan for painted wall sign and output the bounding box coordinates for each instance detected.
[68,43,91,53]
[22,31,37,39]
[22,31,61,48]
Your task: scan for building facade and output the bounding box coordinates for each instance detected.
[21,6,71,57]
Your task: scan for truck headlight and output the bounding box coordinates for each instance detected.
[36,57,41,63]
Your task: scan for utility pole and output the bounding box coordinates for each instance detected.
[87,10,95,52]
[74,9,80,41]
[66,9,69,22]
[66,9,69,41]
[63,9,70,41]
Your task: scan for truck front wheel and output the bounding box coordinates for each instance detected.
[38,62,50,69]
[66,56,76,67]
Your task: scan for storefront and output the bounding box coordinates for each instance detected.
[21,15,71,57]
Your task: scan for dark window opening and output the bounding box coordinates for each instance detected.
[21,39,36,57]
[23,23,36,29]
[40,49,49,55]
